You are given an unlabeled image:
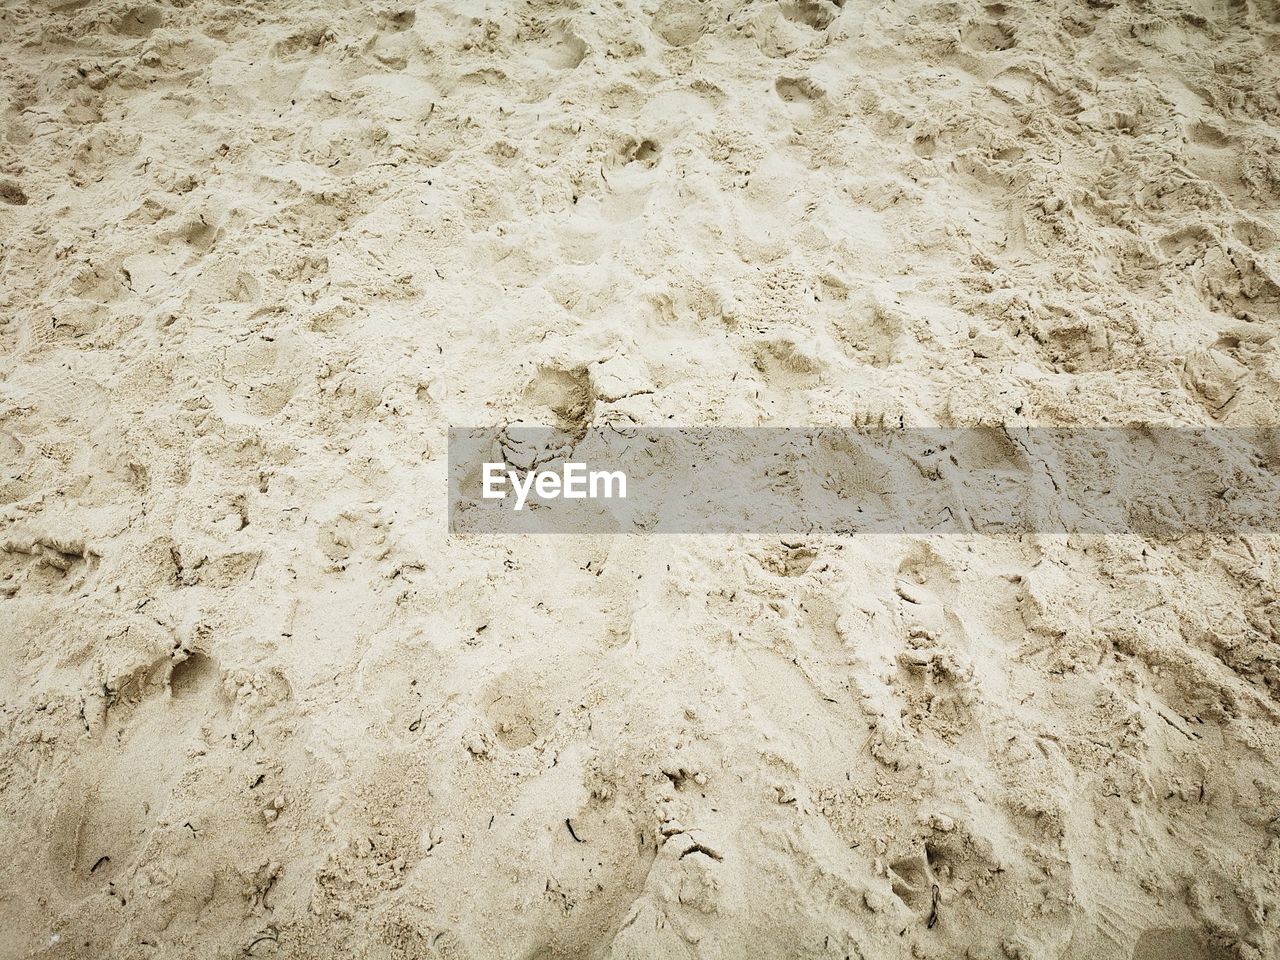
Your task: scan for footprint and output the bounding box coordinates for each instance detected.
[814,432,894,514]
[0,179,27,205]
[382,9,416,32]
[1158,224,1214,265]
[887,846,944,922]
[529,21,588,70]
[651,0,710,46]
[112,4,162,37]
[833,298,903,367]
[947,427,1031,474]
[482,679,548,750]
[1187,122,1233,148]
[775,76,825,104]
[962,19,1016,52]
[273,23,335,59]
[752,541,819,577]
[159,209,221,252]
[753,333,825,387]
[1131,927,1231,960]
[618,136,661,167]
[912,133,937,159]
[522,365,596,434]
[219,331,309,419]
[1181,323,1278,422]
[0,537,100,597]
[779,0,839,30]
[317,508,391,572]
[894,645,979,743]
[49,651,224,893]
[1182,348,1246,418]
[478,650,590,750]
[1024,300,1111,373]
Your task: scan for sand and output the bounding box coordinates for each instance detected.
[2,0,1280,957]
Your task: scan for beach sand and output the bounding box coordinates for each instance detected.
[1,0,1279,957]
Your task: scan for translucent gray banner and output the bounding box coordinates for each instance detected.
[448,426,1280,536]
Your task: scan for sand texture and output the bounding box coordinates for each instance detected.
[2,0,1280,958]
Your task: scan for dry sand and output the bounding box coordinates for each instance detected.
[2,0,1280,957]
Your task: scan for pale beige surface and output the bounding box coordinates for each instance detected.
[2,0,1279,958]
